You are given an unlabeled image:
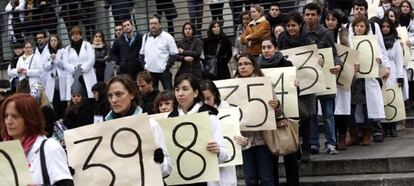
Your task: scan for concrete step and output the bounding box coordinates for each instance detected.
[278,172,414,186]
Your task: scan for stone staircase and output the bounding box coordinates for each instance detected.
[237,107,414,186]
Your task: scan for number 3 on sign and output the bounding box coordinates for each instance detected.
[64,114,164,186]
[214,77,277,131]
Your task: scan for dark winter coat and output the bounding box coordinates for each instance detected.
[141,89,160,115]
[63,101,94,129]
[110,32,144,80]
[176,36,203,81]
[93,45,109,82]
[203,35,232,80]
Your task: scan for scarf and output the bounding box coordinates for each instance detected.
[3,135,37,155]
[279,31,312,49]
[37,43,46,54]
[258,52,284,68]
[383,33,396,50]
[48,46,58,54]
[70,39,83,55]
[400,14,411,27]
[92,42,105,49]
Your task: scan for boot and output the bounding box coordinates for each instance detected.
[337,133,348,150]
[361,128,371,146]
[348,129,360,146]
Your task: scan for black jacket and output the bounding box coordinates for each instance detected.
[176,37,203,81]
[141,89,160,115]
[94,46,109,82]
[110,32,144,79]
[203,36,232,80]
[63,101,94,129]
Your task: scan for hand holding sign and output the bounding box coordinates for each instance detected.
[214,77,276,131]
[64,114,163,186]
[157,112,219,185]
[352,35,380,78]
[279,44,326,95]
[0,140,31,186]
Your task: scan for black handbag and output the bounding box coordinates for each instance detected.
[202,42,221,78]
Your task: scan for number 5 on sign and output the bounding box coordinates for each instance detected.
[157,112,219,185]
[262,67,299,118]
[352,35,380,78]
[64,114,164,186]
[280,44,326,95]
[217,107,243,167]
[0,140,31,186]
[214,77,277,131]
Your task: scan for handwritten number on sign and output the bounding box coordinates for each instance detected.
[336,51,349,86]
[172,122,206,180]
[247,84,268,127]
[217,85,243,121]
[0,150,19,186]
[384,89,398,121]
[218,114,236,163]
[297,50,319,92]
[73,127,145,186]
[355,39,374,75]
[273,73,288,118]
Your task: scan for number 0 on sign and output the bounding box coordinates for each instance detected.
[214,77,277,131]
[0,140,31,186]
[352,35,380,78]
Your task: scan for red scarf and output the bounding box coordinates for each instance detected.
[3,135,37,155]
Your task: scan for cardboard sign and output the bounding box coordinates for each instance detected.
[217,107,243,167]
[64,114,163,186]
[396,26,412,66]
[352,35,380,78]
[317,48,337,95]
[367,0,381,19]
[214,77,277,131]
[262,67,299,118]
[335,44,358,90]
[0,140,32,186]
[157,112,219,185]
[382,86,406,123]
[280,44,326,95]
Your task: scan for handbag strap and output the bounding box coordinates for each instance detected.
[40,139,51,185]
[28,54,34,70]
[214,41,221,56]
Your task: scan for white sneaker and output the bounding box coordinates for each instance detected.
[326,144,338,155]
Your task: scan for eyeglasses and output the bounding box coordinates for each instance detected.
[237,62,252,67]
[115,29,123,31]
[36,36,44,39]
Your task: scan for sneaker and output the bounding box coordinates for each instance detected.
[310,145,319,154]
[326,144,339,155]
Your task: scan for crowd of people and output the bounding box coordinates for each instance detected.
[1,0,414,185]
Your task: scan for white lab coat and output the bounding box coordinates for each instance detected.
[208,100,237,186]
[334,29,352,115]
[63,41,96,99]
[348,22,388,119]
[10,54,43,89]
[42,48,70,102]
[5,0,25,43]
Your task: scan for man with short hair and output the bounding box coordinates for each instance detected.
[266,3,285,30]
[140,15,178,90]
[303,3,342,156]
[137,71,159,114]
[110,19,143,80]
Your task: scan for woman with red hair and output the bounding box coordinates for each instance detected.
[0,93,73,185]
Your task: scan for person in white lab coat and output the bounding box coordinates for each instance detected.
[63,26,97,99]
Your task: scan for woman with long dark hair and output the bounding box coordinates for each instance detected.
[91,31,109,82]
[203,21,232,80]
[176,22,203,81]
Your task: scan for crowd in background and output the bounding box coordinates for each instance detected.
[1,0,414,185]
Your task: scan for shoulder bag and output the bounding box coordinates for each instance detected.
[202,42,221,78]
[17,55,34,93]
[262,118,300,156]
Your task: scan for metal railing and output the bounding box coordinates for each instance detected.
[0,0,305,74]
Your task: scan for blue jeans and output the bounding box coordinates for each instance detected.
[242,145,275,186]
[310,97,337,148]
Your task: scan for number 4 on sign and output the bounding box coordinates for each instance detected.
[0,140,32,186]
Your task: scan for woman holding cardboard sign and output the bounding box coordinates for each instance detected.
[0,93,73,185]
[105,75,173,178]
[233,54,281,186]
